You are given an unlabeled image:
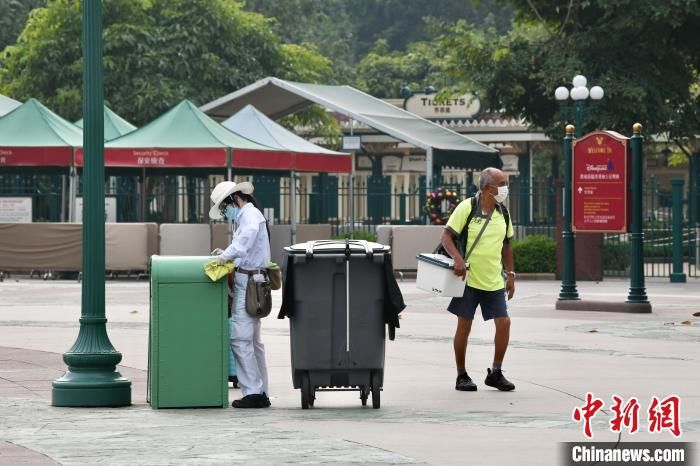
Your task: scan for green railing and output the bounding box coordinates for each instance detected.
[3,172,698,279]
[0,174,65,222]
[602,176,698,278]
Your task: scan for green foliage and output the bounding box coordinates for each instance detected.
[242,0,354,80]
[242,0,514,83]
[348,0,513,57]
[512,235,556,273]
[355,40,444,98]
[0,0,332,125]
[0,0,46,51]
[602,242,631,272]
[437,1,700,142]
[333,230,377,243]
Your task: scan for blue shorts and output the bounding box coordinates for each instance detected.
[448,286,509,321]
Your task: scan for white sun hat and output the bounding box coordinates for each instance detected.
[208,181,254,220]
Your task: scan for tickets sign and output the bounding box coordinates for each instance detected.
[572,131,630,232]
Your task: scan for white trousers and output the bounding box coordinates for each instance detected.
[231,272,269,397]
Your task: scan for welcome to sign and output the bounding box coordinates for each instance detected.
[572,131,630,233]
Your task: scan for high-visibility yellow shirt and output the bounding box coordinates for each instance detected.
[446,197,514,291]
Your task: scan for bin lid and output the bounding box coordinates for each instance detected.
[416,253,454,270]
[284,239,390,255]
[151,255,226,283]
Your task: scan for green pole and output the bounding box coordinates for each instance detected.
[574,101,584,138]
[558,124,579,300]
[670,178,687,283]
[52,0,131,407]
[626,123,650,303]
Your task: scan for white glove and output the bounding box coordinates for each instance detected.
[210,248,224,256]
[215,255,229,266]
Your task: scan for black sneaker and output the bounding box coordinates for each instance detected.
[484,368,515,391]
[232,393,271,408]
[455,373,477,391]
[228,375,239,389]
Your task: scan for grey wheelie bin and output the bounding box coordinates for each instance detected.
[282,240,393,409]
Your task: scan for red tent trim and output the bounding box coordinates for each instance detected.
[0,146,73,167]
[231,150,351,173]
[75,147,227,167]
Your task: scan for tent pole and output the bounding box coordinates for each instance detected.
[61,173,67,222]
[68,165,77,222]
[139,167,146,222]
[227,148,232,181]
[426,147,433,225]
[349,119,355,239]
[227,148,233,245]
[290,169,297,245]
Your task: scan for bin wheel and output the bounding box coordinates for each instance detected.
[301,372,311,409]
[360,386,369,406]
[371,372,381,409]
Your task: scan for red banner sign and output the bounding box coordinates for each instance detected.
[0,146,73,167]
[75,147,227,167]
[232,151,352,173]
[572,131,630,232]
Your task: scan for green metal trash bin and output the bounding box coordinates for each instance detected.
[148,255,228,409]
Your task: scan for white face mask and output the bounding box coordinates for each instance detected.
[494,185,509,203]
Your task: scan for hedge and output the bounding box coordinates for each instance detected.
[512,235,557,273]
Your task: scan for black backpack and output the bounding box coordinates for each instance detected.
[435,195,510,259]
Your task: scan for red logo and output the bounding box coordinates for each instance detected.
[573,394,682,438]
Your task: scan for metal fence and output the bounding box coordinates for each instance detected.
[602,176,698,278]
[0,174,65,222]
[3,172,698,279]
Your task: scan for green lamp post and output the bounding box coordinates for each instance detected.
[555,75,605,138]
[52,0,131,407]
[558,124,579,300]
[554,75,604,300]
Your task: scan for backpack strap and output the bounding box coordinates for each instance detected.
[454,195,478,248]
[496,203,511,242]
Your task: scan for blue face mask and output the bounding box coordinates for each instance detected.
[224,205,240,221]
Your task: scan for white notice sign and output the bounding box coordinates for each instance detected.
[342,136,361,150]
[75,197,117,223]
[0,197,32,223]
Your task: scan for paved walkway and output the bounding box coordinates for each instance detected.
[0,277,698,465]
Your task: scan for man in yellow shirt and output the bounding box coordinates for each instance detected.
[441,167,516,392]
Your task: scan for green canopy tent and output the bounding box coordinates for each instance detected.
[0,98,83,221]
[221,104,351,241]
[75,100,284,222]
[0,94,21,117]
[75,106,137,141]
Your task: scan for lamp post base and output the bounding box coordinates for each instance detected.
[52,369,131,407]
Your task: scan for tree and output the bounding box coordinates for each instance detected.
[350,0,513,56]
[242,0,354,80]
[242,0,514,82]
[437,0,700,151]
[0,0,45,51]
[355,39,445,98]
[0,0,334,125]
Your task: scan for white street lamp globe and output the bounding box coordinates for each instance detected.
[578,86,590,100]
[572,75,587,88]
[570,87,582,100]
[590,86,604,100]
[555,86,569,101]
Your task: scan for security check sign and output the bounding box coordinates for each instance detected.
[572,131,630,233]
